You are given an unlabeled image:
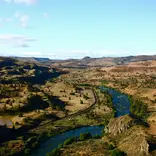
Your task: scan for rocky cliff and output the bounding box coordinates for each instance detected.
[107,115,136,136]
[105,115,150,156]
[118,127,149,156]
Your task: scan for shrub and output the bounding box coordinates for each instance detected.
[108,144,115,150]
[58,143,63,149]
[24,149,31,156]
[80,99,83,104]
[32,141,39,149]
[83,94,89,100]
[70,92,75,95]
[15,121,19,125]
[23,117,31,123]
[79,132,92,141]
[46,148,60,156]
[18,112,23,117]
[111,149,126,156]
[93,134,101,139]
[130,97,148,119]
[63,137,75,145]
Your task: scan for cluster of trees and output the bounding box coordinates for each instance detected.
[83,94,89,100]
[129,97,148,119]
[110,149,126,156]
[106,143,126,156]
[79,132,92,141]
[46,147,60,156]
[100,90,113,105]
[100,90,116,117]
[63,137,76,145]
[46,132,97,156]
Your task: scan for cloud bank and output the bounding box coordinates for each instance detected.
[0,34,36,48]
[3,0,37,5]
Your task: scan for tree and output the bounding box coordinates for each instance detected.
[130,98,148,119]
[46,148,60,156]
[80,99,83,104]
[79,132,92,141]
[111,149,126,156]
[24,149,31,156]
[63,137,75,145]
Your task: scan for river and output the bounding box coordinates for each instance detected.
[99,86,130,117]
[31,126,104,156]
[31,86,130,156]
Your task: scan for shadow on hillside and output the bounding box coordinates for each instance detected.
[19,70,68,85]
[46,95,66,110]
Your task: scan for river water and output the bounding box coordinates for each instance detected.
[31,126,104,156]
[31,86,131,156]
[99,86,130,117]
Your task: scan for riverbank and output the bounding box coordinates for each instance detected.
[100,84,149,120]
[31,126,104,156]
[29,86,133,156]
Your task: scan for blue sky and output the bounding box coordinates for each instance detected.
[0,0,156,59]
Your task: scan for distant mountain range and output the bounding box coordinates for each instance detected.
[6,55,156,68]
[11,57,51,62]
[50,55,156,68]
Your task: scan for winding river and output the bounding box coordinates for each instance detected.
[31,86,130,156]
[31,126,104,156]
[99,86,130,117]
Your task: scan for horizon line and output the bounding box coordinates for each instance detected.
[0,54,156,60]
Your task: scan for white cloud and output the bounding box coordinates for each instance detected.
[3,0,37,5]
[20,15,29,28]
[0,34,36,48]
[14,12,30,28]
[0,51,43,57]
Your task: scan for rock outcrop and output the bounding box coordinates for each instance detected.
[107,115,136,136]
[118,128,149,156]
[105,115,150,156]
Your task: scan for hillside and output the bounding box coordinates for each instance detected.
[51,55,156,68]
[9,55,156,68]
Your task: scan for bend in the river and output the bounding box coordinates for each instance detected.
[31,86,131,156]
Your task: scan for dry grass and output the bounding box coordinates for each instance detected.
[60,139,108,156]
[44,81,94,114]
